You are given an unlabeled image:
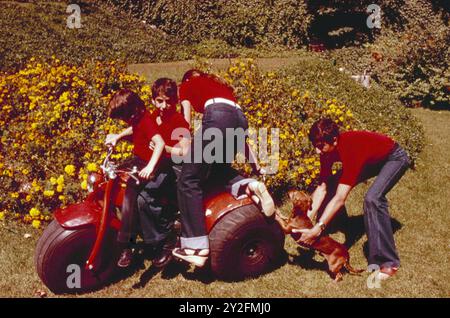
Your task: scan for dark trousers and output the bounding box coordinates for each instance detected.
[136,166,178,245]
[363,144,411,268]
[177,104,248,249]
[117,156,149,244]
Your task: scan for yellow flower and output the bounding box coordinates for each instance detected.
[305,178,312,185]
[43,190,55,197]
[64,164,76,176]
[10,192,19,199]
[56,184,64,193]
[81,180,87,190]
[50,177,57,185]
[58,91,70,103]
[26,195,32,202]
[0,211,5,221]
[58,195,65,201]
[29,207,40,217]
[302,91,310,99]
[57,175,64,185]
[32,220,41,229]
[87,163,98,172]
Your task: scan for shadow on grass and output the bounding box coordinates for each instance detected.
[132,259,191,289]
[178,250,289,284]
[107,243,290,289]
[98,244,157,291]
[288,248,329,272]
[322,214,403,250]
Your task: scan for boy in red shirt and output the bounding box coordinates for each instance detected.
[298,118,411,280]
[172,70,271,267]
[106,89,165,268]
[135,78,190,268]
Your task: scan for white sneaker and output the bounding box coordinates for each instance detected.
[248,181,275,217]
[172,248,210,267]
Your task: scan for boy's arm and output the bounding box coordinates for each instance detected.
[307,182,327,221]
[181,100,191,125]
[105,126,133,146]
[164,137,191,157]
[317,183,352,227]
[297,184,352,245]
[139,134,165,179]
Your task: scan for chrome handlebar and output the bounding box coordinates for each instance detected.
[101,144,140,184]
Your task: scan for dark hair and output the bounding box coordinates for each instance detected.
[151,78,178,103]
[308,118,340,145]
[181,69,233,90]
[108,89,145,120]
[181,69,205,83]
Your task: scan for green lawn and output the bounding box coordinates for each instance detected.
[127,56,305,83]
[1,107,448,298]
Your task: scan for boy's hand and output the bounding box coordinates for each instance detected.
[139,165,154,180]
[295,226,322,245]
[105,134,120,146]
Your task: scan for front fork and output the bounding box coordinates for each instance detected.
[85,179,120,271]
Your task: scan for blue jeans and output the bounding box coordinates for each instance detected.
[364,144,411,268]
[177,103,249,249]
[117,156,149,244]
[136,166,178,245]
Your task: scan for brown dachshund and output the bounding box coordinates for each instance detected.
[275,190,363,281]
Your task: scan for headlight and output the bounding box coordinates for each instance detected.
[87,173,102,193]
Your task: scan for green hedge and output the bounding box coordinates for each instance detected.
[0,1,183,72]
[98,0,429,48]
[326,0,449,109]
[98,0,313,48]
[281,56,425,163]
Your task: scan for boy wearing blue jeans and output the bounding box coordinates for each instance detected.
[106,89,165,268]
[298,118,411,280]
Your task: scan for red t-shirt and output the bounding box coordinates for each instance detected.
[319,131,395,187]
[178,76,236,113]
[148,111,190,158]
[132,110,159,162]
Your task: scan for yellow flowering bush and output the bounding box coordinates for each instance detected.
[0,58,154,225]
[219,59,355,197]
[219,58,423,199]
[0,56,423,226]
